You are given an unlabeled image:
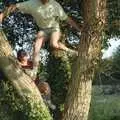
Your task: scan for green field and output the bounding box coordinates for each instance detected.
[89,86,120,120]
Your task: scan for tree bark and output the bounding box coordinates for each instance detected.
[63,0,106,120]
[0,31,52,120]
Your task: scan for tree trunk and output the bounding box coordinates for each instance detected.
[0,31,52,120]
[63,0,106,120]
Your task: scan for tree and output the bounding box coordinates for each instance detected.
[93,45,120,87]
[0,0,118,119]
[112,46,120,71]
[0,31,52,120]
[106,0,120,37]
[63,0,107,120]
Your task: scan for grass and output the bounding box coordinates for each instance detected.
[89,86,120,120]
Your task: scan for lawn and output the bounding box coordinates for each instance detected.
[89,86,120,120]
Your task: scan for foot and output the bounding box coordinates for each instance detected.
[66,49,78,57]
[47,100,56,110]
[49,104,56,110]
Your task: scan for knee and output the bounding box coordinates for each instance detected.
[50,42,59,49]
[34,35,45,49]
[37,31,45,39]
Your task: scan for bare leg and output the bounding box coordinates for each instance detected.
[25,32,45,79]
[50,31,69,51]
[0,13,3,23]
[33,31,45,68]
[50,31,78,56]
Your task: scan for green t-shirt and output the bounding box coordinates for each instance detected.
[17,0,68,30]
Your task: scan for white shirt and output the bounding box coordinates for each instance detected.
[17,0,68,30]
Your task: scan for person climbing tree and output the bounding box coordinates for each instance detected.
[17,49,56,110]
[17,0,82,77]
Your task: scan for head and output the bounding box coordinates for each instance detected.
[40,0,49,4]
[17,49,28,62]
[38,82,50,95]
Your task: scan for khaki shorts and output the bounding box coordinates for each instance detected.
[38,27,60,38]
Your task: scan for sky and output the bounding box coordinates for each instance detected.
[102,38,120,59]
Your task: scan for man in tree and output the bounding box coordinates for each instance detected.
[17,0,81,78]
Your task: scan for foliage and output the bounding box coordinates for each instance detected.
[0,0,119,119]
[2,8,39,52]
[0,77,52,120]
[101,0,120,49]
[106,0,120,38]
[46,51,71,106]
[112,45,120,71]
[89,88,120,120]
[93,46,120,85]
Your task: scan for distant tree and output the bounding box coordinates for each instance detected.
[93,46,120,86]
[112,46,120,71]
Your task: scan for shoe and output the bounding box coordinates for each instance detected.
[49,104,56,110]
[47,100,56,110]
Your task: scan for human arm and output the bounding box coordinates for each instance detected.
[55,2,82,35]
[0,13,3,23]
